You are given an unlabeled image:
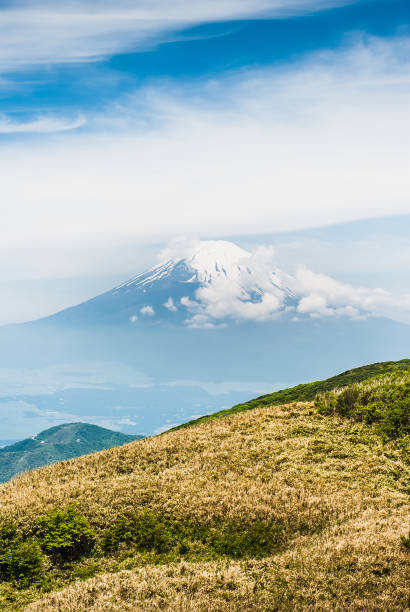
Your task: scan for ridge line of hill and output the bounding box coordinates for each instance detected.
[169,359,410,431]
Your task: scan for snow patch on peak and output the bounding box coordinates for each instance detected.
[184,240,251,284]
[115,259,176,290]
[181,244,292,327]
[115,239,251,291]
[188,240,250,264]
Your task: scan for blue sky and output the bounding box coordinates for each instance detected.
[2,0,409,120]
[0,0,409,323]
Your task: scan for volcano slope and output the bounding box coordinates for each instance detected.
[0,369,408,611]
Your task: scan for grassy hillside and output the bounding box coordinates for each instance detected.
[0,366,408,610]
[172,358,410,431]
[0,423,142,484]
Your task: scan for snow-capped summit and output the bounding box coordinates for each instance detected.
[45,239,296,327]
[182,240,251,284]
[117,240,252,290]
[104,239,297,327]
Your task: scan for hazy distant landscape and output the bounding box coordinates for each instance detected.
[1,239,410,442]
[1,0,409,609]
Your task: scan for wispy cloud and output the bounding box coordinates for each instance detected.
[0,35,409,251]
[0,0,356,73]
[0,113,85,134]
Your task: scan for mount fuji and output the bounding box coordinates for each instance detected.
[43,240,297,327]
[1,240,410,438]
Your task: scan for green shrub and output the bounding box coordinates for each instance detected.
[0,524,44,587]
[70,562,100,581]
[207,520,284,559]
[378,397,410,441]
[36,506,95,562]
[0,541,44,587]
[101,510,175,554]
[315,371,410,441]
[0,524,18,551]
[334,387,361,416]
[401,533,410,550]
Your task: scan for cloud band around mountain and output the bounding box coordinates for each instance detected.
[175,242,410,327]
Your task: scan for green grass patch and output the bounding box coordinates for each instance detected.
[101,510,287,560]
[101,511,176,555]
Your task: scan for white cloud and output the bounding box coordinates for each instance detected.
[178,242,410,326]
[0,0,355,73]
[140,305,155,316]
[129,314,138,323]
[0,113,85,134]
[292,266,410,321]
[0,35,409,252]
[164,297,177,311]
[182,246,286,325]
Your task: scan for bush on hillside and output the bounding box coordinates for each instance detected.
[0,524,18,550]
[207,520,285,559]
[0,524,44,588]
[36,506,95,562]
[101,511,175,554]
[315,371,410,441]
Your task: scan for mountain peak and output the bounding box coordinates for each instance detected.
[116,240,252,291]
[179,240,251,284]
[42,238,406,329]
[181,240,250,264]
[161,239,250,264]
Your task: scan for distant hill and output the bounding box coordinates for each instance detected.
[172,358,410,430]
[0,440,19,449]
[0,423,142,483]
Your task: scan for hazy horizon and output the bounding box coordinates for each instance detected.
[1,0,409,438]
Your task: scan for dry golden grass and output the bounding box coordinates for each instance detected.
[0,402,408,610]
[25,503,409,611]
